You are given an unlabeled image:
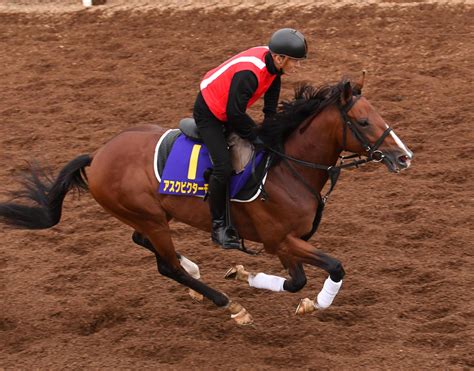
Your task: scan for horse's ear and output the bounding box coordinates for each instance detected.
[340,81,352,105]
[352,70,366,95]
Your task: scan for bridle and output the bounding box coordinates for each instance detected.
[264,94,393,204]
[339,95,392,164]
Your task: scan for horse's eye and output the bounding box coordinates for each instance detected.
[357,119,369,127]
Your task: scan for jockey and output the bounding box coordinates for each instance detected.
[193,28,308,250]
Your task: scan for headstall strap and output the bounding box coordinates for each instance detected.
[340,95,361,113]
[371,127,392,152]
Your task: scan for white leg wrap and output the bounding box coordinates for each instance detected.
[315,276,342,309]
[248,273,285,292]
[179,255,200,279]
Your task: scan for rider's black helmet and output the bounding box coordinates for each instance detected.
[269,28,308,59]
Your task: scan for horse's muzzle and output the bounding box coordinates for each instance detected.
[383,149,413,173]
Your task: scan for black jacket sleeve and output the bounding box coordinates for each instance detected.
[226,70,259,141]
[263,75,281,119]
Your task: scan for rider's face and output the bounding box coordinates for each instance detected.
[273,55,302,75]
[282,57,301,74]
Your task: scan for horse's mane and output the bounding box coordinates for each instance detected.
[257,78,349,153]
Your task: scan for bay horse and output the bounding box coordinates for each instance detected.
[0,73,412,325]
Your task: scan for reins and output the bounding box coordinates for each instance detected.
[262,95,393,204]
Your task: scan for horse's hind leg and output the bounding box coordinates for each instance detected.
[132,231,156,254]
[131,231,203,301]
[88,174,250,322]
[138,222,253,325]
[132,231,199,278]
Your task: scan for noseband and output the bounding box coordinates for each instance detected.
[265,94,393,204]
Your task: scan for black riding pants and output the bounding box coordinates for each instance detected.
[193,92,233,184]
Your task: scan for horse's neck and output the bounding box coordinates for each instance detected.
[283,107,341,192]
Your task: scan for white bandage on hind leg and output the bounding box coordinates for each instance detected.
[315,276,342,309]
[179,255,200,279]
[248,273,286,292]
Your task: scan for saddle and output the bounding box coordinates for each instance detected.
[179,118,254,174]
[154,122,269,202]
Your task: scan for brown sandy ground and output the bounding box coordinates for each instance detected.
[1,0,473,13]
[0,2,473,369]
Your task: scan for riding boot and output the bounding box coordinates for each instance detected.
[208,176,242,249]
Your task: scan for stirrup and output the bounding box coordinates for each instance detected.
[238,239,262,255]
[212,226,260,255]
[221,239,261,256]
[210,180,261,255]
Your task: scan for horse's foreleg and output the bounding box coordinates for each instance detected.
[286,236,345,314]
[224,261,306,293]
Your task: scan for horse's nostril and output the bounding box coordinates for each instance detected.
[398,155,412,169]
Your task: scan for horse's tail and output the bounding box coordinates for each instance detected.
[0,154,92,229]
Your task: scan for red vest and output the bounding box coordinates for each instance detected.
[200,47,277,122]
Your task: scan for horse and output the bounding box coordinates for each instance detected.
[0,73,413,325]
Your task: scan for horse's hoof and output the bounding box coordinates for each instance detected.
[232,308,254,325]
[227,300,253,325]
[224,265,249,282]
[224,266,238,279]
[295,298,316,315]
[188,289,204,302]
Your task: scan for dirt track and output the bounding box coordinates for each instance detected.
[1,0,473,13]
[1,1,473,369]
